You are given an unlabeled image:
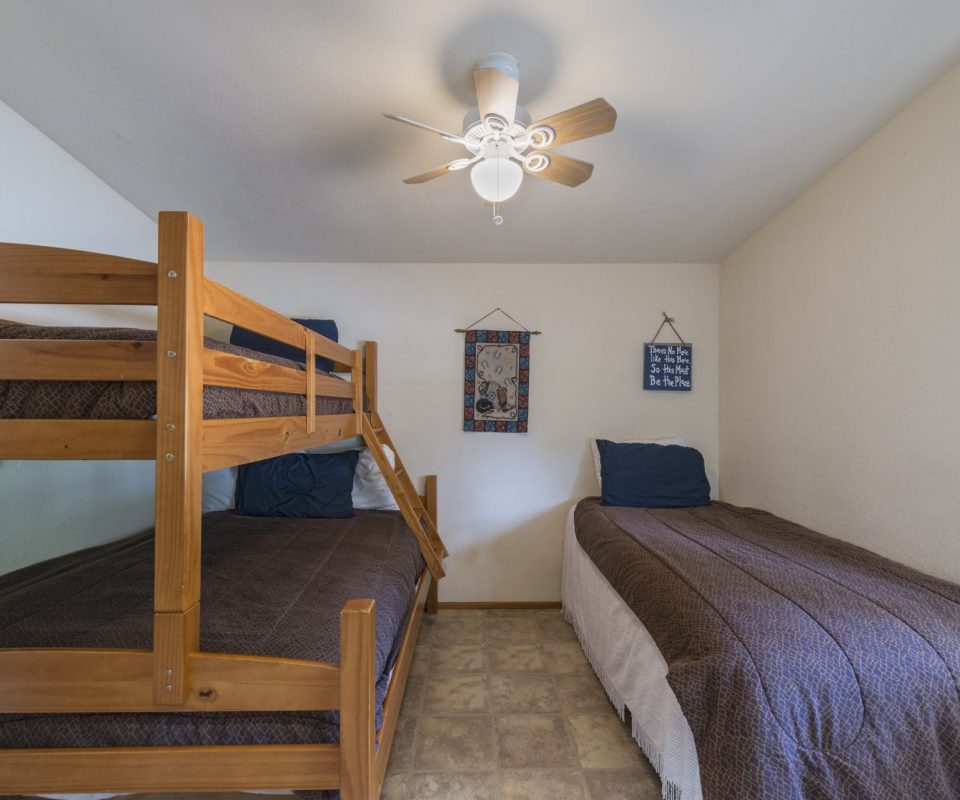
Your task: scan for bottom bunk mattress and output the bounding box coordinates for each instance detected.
[0,509,425,751]
[572,497,960,800]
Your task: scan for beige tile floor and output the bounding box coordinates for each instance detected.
[382,608,662,800]
[29,611,662,800]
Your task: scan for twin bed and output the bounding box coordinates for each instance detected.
[0,212,445,800]
[564,494,960,800]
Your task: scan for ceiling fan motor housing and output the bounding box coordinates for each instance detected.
[475,51,519,82]
[462,105,532,136]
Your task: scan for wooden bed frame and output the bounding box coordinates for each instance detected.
[0,211,446,799]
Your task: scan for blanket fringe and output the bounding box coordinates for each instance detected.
[563,605,683,800]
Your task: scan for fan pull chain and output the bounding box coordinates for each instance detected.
[493,201,503,226]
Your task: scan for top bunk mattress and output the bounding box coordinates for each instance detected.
[0,509,425,748]
[0,320,353,419]
[573,498,960,800]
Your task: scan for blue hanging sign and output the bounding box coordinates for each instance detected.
[643,342,693,391]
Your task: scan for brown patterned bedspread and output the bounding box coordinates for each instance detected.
[0,510,425,757]
[574,497,960,800]
[0,320,352,419]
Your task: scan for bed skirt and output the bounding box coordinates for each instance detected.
[562,504,702,800]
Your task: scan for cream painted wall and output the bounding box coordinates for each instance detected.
[0,99,158,574]
[206,261,719,601]
[0,94,719,595]
[720,63,960,584]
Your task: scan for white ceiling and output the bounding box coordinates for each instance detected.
[1,1,959,263]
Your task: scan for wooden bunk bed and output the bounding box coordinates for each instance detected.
[0,211,447,800]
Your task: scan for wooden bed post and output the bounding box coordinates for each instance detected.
[340,599,377,800]
[424,475,439,614]
[363,340,378,414]
[153,211,205,705]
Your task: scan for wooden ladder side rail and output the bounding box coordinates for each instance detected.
[340,599,377,800]
[360,415,445,580]
[0,242,158,304]
[0,744,341,794]
[153,211,205,705]
[0,648,339,713]
[369,411,448,559]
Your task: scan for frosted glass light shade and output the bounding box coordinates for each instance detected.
[470,157,523,203]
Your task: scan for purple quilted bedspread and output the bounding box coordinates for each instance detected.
[575,497,960,800]
[0,320,352,419]
[0,510,424,758]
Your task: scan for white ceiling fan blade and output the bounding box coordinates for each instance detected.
[383,113,465,144]
[474,68,519,128]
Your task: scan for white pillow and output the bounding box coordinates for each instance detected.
[353,444,400,511]
[202,466,238,512]
[591,437,688,491]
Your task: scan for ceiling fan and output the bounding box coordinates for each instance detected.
[385,52,617,224]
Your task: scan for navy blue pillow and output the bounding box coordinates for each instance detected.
[230,318,339,373]
[597,440,710,508]
[235,451,358,518]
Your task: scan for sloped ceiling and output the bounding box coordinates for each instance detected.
[1,0,959,262]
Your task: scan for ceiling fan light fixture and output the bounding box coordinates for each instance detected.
[386,50,617,216]
[470,157,523,203]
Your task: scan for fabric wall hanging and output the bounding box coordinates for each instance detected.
[643,311,692,391]
[457,308,539,433]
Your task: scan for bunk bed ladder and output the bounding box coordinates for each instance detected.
[360,412,446,580]
[368,410,447,560]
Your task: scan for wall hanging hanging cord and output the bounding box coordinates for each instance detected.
[455,307,542,335]
[649,311,686,344]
